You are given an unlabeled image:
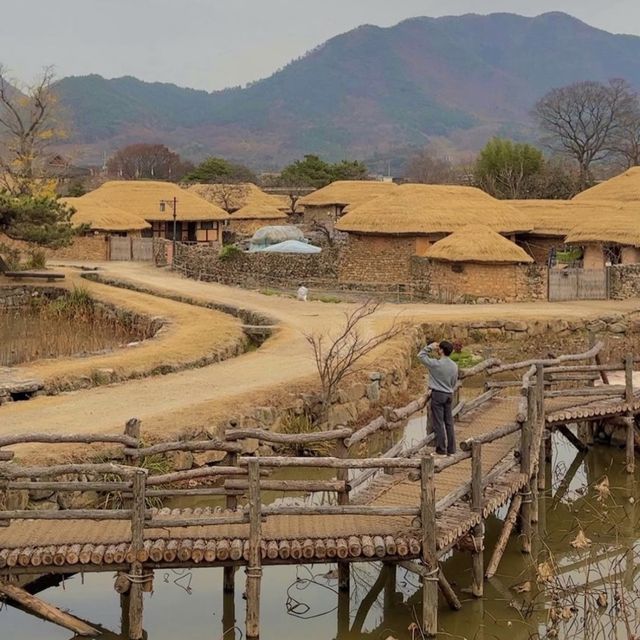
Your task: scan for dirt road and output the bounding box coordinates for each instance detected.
[2,262,638,440]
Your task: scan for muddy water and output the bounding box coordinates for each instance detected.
[3,418,639,640]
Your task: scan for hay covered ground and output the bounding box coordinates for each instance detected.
[7,269,246,391]
[1,262,640,459]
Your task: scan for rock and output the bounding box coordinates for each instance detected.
[587,320,606,333]
[167,450,194,471]
[69,491,100,509]
[93,368,115,384]
[328,404,354,428]
[193,450,227,467]
[337,383,366,404]
[369,372,383,382]
[5,490,29,510]
[608,323,627,334]
[253,406,276,426]
[504,321,528,332]
[366,381,380,402]
[28,488,55,501]
[469,320,503,329]
[241,438,260,455]
[28,499,60,511]
[547,319,569,333]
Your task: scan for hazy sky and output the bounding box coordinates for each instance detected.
[2,0,639,91]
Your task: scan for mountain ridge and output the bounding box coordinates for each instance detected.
[49,12,640,169]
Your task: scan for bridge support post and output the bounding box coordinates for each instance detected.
[519,386,535,555]
[470,441,484,597]
[420,455,438,638]
[335,437,351,593]
[625,354,635,475]
[128,469,146,640]
[625,417,635,474]
[245,459,262,639]
[224,423,239,594]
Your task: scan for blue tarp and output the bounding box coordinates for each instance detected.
[259,240,322,254]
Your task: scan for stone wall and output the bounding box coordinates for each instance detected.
[172,241,339,287]
[0,285,65,309]
[338,235,417,284]
[0,233,108,262]
[609,264,640,300]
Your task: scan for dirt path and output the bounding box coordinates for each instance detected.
[2,262,639,442]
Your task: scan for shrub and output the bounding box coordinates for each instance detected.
[26,249,46,270]
[218,244,242,261]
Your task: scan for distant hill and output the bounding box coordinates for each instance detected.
[52,12,640,169]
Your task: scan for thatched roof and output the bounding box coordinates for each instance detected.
[425,225,534,263]
[573,167,640,202]
[62,197,151,232]
[299,180,398,208]
[82,181,229,222]
[335,184,532,235]
[508,200,604,236]
[188,183,288,212]
[231,202,288,221]
[565,205,640,247]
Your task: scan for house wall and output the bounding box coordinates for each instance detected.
[427,261,547,303]
[338,235,417,284]
[621,246,640,265]
[303,205,341,229]
[149,221,221,244]
[583,244,606,270]
[517,234,563,265]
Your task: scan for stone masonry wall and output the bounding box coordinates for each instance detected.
[0,286,65,309]
[0,233,108,262]
[609,264,640,300]
[172,241,339,287]
[338,235,417,284]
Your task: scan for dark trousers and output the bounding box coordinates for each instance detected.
[430,390,455,454]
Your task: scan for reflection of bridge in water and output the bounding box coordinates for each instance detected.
[0,342,639,639]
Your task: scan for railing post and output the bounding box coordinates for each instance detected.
[128,469,146,640]
[533,363,545,518]
[519,385,535,554]
[223,422,238,594]
[625,354,634,406]
[470,440,484,597]
[124,418,141,467]
[624,355,635,475]
[420,455,438,638]
[334,437,350,593]
[245,459,262,639]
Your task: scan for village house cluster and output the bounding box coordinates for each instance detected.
[50,167,640,303]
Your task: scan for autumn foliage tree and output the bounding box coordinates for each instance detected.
[106,144,193,181]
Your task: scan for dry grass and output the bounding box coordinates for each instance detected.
[188,183,288,212]
[300,180,398,208]
[17,270,246,389]
[62,197,150,231]
[336,183,532,235]
[509,199,603,237]
[565,205,640,246]
[425,224,534,263]
[573,166,640,203]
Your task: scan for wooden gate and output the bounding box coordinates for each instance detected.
[108,237,153,261]
[548,268,609,301]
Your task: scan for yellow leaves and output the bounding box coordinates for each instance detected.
[537,560,555,583]
[595,476,610,502]
[597,591,608,608]
[570,530,592,549]
[550,605,574,622]
[513,581,531,593]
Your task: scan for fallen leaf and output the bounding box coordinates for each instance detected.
[570,530,592,549]
[513,581,531,593]
[537,561,555,583]
[561,606,573,620]
[595,476,610,502]
[597,592,608,608]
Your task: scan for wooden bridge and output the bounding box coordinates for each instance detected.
[0,342,638,639]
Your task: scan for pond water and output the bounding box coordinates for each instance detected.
[2,420,638,640]
[0,298,148,366]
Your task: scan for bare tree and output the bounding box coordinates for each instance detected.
[106,143,193,181]
[305,301,403,420]
[404,147,455,184]
[533,78,637,189]
[0,65,63,195]
[208,183,249,212]
[611,97,640,168]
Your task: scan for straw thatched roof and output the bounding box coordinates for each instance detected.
[335,184,532,235]
[573,167,640,203]
[188,183,288,212]
[425,225,534,263]
[299,180,398,208]
[82,181,230,222]
[62,197,151,232]
[565,204,640,247]
[508,200,605,236]
[232,202,289,221]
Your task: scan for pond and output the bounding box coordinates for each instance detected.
[2,422,638,640]
[0,290,153,366]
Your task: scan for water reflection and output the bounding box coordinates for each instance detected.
[2,429,639,640]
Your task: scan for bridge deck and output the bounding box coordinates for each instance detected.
[0,392,620,573]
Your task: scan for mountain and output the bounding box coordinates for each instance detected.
[52,12,640,169]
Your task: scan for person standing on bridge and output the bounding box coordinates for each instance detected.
[418,340,458,456]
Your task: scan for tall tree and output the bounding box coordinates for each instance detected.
[106,144,193,181]
[0,65,64,196]
[611,96,640,168]
[280,154,368,189]
[404,147,456,184]
[533,79,637,189]
[183,156,256,184]
[474,138,544,199]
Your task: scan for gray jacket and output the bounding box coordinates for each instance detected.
[418,347,459,394]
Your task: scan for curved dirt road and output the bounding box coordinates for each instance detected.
[2,262,639,440]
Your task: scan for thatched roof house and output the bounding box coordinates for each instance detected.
[298,180,398,226]
[573,167,640,202]
[424,225,533,264]
[336,184,532,285]
[188,183,288,213]
[228,202,289,235]
[422,225,538,303]
[62,197,150,234]
[82,181,229,243]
